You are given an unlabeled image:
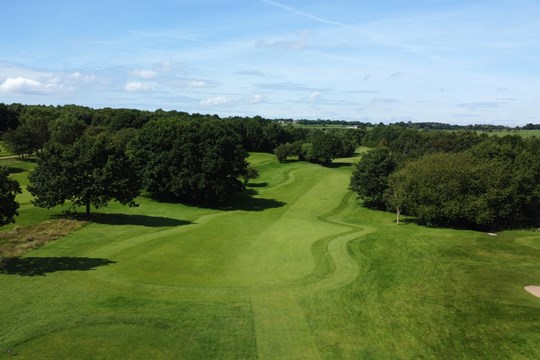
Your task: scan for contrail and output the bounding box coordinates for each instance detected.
[260,0,348,27]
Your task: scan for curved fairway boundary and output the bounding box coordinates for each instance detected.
[303,191,376,294]
[251,189,377,359]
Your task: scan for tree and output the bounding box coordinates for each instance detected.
[0,103,20,133]
[241,165,260,185]
[275,143,292,162]
[131,118,248,204]
[0,167,21,226]
[385,171,407,224]
[28,135,140,217]
[49,113,87,145]
[2,126,38,158]
[350,146,396,208]
[308,131,343,164]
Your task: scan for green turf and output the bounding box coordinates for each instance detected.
[480,129,540,138]
[0,154,539,359]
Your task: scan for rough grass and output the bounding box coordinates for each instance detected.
[0,219,87,257]
[0,153,538,359]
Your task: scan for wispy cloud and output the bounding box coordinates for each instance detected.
[124,82,152,92]
[260,0,348,27]
[456,102,501,110]
[200,96,235,107]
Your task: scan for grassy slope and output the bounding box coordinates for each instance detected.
[0,153,539,359]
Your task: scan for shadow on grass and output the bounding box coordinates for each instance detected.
[0,257,116,276]
[247,182,269,188]
[5,166,25,174]
[323,162,352,168]
[218,194,286,212]
[146,190,286,212]
[91,213,192,227]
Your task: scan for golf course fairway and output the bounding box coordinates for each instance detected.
[1,153,539,359]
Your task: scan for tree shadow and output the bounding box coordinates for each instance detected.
[5,166,25,174]
[218,195,286,212]
[0,256,116,276]
[146,190,286,212]
[323,162,352,168]
[90,213,192,227]
[247,182,268,188]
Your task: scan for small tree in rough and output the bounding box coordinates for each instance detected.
[242,165,260,185]
[385,171,407,224]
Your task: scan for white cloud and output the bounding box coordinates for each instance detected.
[246,94,268,104]
[200,96,234,107]
[124,82,152,92]
[132,69,157,79]
[255,39,307,50]
[0,77,62,94]
[70,72,96,82]
[308,91,322,100]
[186,80,209,88]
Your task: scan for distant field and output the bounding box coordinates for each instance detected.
[1,153,539,359]
[489,129,540,138]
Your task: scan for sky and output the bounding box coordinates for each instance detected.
[1,0,539,125]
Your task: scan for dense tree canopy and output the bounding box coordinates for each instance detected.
[49,113,87,145]
[0,167,21,226]
[131,118,248,204]
[353,132,540,229]
[28,135,140,217]
[350,147,396,208]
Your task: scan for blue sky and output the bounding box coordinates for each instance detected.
[1,0,539,125]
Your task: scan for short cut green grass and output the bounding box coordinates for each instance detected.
[0,153,538,359]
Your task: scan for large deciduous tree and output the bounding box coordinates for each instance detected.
[131,118,248,204]
[48,113,87,145]
[350,146,396,208]
[0,167,21,226]
[307,131,343,164]
[28,135,140,217]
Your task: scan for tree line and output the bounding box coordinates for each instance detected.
[1,103,538,230]
[351,126,540,229]
[1,105,337,222]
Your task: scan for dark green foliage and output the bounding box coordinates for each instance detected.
[91,108,154,130]
[362,125,483,161]
[0,167,22,226]
[306,131,343,164]
[132,118,248,204]
[228,117,306,152]
[275,143,293,162]
[241,165,260,185]
[387,149,540,229]
[350,147,396,208]
[2,106,57,156]
[2,126,39,158]
[326,128,360,157]
[49,113,87,145]
[28,135,140,217]
[0,103,20,132]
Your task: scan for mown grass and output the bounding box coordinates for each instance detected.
[482,129,540,138]
[0,153,538,359]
